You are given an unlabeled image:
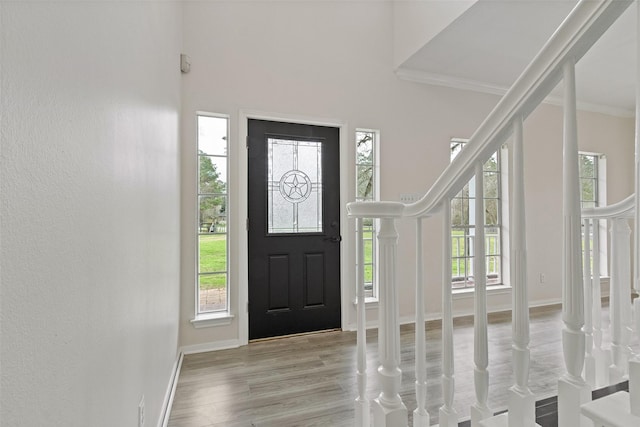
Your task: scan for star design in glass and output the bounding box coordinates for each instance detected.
[279,170,312,203]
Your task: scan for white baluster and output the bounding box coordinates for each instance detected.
[471,162,492,426]
[508,117,538,426]
[557,59,591,427]
[609,218,632,383]
[480,117,540,427]
[591,218,610,387]
[355,217,369,427]
[413,218,429,427]
[439,199,458,427]
[583,218,596,388]
[372,209,408,427]
[582,217,640,424]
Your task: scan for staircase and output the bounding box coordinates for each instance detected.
[348,1,640,426]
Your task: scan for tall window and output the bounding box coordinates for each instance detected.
[197,114,229,314]
[356,130,379,299]
[579,153,599,208]
[450,139,502,289]
[580,152,605,276]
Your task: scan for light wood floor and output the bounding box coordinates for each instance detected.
[168,303,619,427]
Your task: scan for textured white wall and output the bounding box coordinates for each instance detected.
[179,1,634,349]
[1,2,182,426]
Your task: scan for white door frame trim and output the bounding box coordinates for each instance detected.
[238,110,350,345]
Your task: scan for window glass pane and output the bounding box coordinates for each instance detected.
[197,116,227,156]
[268,138,322,234]
[199,155,227,194]
[484,172,499,198]
[296,191,322,232]
[198,234,227,273]
[199,195,227,232]
[197,114,228,315]
[199,273,227,312]
[452,228,464,259]
[356,133,373,163]
[461,197,470,226]
[467,233,475,258]
[484,152,499,171]
[487,257,500,284]
[581,179,595,203]
[451,199,463,226]
[451,140,465,161]
[580,155,596,178]
[357,165,373,199]
[485,199,499,225]
[486,227,500,255]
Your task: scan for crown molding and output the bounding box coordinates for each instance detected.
[395,67,634,118]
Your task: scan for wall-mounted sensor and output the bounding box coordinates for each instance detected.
[180,54,191,73]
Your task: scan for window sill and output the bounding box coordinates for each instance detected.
[352,297,379,309]
[191,312,235,328]
[452,284,512,300]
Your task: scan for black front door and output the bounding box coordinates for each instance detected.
[248,119,341,340]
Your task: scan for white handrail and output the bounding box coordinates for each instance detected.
[399,0,632,219]
[582,194,634,219]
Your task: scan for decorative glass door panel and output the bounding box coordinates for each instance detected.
[267,138,323,234]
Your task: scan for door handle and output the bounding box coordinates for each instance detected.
[323,235,342,243]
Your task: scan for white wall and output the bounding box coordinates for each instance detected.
[1,2,182,426]
[393,0,476,69]
[179,1,634,349]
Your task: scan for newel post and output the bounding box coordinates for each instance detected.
[348,201,407,427]
[374,212,408,426]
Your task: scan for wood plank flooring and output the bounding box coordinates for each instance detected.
[168,303,624,427]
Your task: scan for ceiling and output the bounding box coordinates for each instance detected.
[398,0,637,116]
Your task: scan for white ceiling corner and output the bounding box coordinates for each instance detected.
[397,0,637,117]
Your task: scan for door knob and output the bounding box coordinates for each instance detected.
[323,235,342,243]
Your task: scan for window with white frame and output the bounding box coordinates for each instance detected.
[356,130,379,299]
[580,152,607,276]
[579,153,599,208]
[197,114,229,314]
[450,139,502,289]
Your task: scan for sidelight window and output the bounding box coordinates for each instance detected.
[355,129,379,299]
[580,152,607,276]
[197,114,229,314]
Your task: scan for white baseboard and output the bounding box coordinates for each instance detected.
[344,295,616,332]
[180,339,241,355]
[158,351,184,427]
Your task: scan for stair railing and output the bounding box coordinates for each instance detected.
[580,196,640,425]
[582,195,636,386]
[349,1,633,426]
